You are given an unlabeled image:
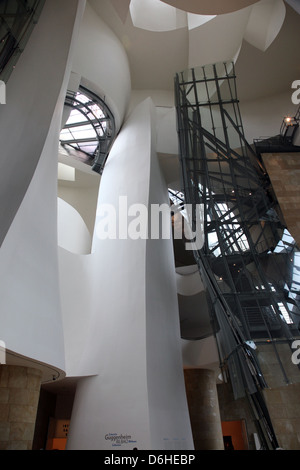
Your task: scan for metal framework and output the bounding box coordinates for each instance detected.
[0,0,45,82]
[60,86,116,174]
[174,62,300,449]
[254,105,300,155]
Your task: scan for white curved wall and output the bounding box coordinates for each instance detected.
[67,98,194,450]
[72,1,131,132]
[58,249,96,377]
[57,198,92,254]
[243,0,286,52]
[0,0,86,371]
[182,337,220,369]
[176,265,205,295]
[188,7,250,68]
[0,0,85,248]
[161,0,260,15]
[156,106,178,155]
[130,0,187,32]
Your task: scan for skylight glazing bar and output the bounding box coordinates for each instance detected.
[60,86,115,173]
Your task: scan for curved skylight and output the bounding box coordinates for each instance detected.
[60,87,115,174]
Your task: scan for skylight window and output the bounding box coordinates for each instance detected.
[60,87,115,174]
[273,229,295,254]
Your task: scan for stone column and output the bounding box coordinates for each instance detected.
[184,368,224,450]
[262,152,300,247]
[0,365,42,450]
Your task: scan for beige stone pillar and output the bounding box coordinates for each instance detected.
[262,152,300,247]
[184,368,224,450]
[0,365,42,450]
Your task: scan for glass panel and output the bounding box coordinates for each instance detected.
[66,110,88,125]
[60,87,115,173]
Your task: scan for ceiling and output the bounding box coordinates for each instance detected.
[57,0,300,233]
[161,0,260,15]
[89,0,300,102]
[235,4,300,101]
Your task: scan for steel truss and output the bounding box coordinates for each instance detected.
[174,62,300,449]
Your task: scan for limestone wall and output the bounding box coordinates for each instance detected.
[262,152,300,247]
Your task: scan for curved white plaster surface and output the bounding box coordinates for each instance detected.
[67,98,194,450]
[161,0,260,15]
[182,337,220,369]
[72,2,131,132]
[130,0,187,32]
[0,0,85,247]
[244,0,286,51]
[176,266,205,296]
[187,13,216,30]
[0,0,85,373]
[188,7,251,68]
[156,107,178,155]
[110,0,131,23]
[57,198,92,255]
[58,249,96,378]
[127,0,286,75]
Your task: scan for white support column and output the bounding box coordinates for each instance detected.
[66,98,194,450]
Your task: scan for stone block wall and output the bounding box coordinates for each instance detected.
[0,365,42,450]
[262,152,300,247]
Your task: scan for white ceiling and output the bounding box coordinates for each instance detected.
[161,0,260,15]
[89,0,300,101]
[62,0,300,191]
[235,3,300,101]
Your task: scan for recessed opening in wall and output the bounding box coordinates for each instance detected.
[33,380,78,451]
[60,86,115,174]
[222,420,249,450]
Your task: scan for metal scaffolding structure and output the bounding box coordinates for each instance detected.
[174,62,300,449]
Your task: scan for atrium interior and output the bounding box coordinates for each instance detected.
[0,0,300,451]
